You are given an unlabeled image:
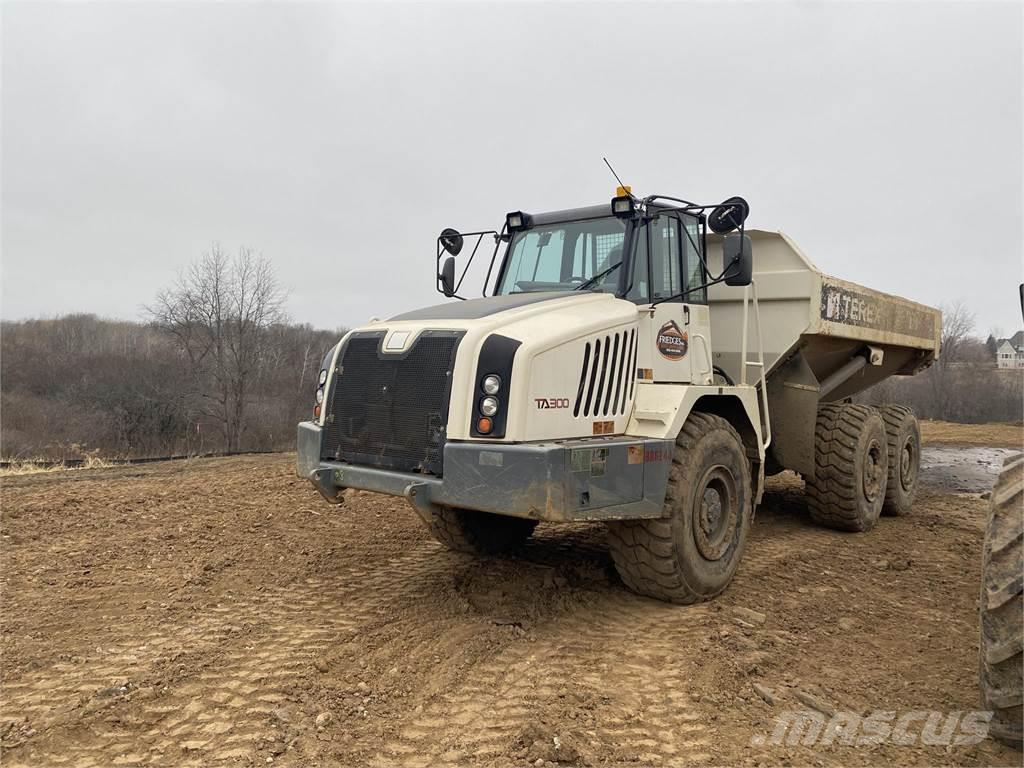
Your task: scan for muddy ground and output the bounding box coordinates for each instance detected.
[1,423,1021,767]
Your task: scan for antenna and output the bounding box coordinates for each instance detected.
[603,157,635,199]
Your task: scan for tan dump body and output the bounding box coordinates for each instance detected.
[706,230,941,476]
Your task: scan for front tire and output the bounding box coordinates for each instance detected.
[806,403,888,532]
[421,507,538,555]
[606,412,752,604]
[980,453,1023,748]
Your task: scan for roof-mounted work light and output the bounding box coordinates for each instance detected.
[611,195,635,218]
[505,211,532,232]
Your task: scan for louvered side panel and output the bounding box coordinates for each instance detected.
[570,325,640,422]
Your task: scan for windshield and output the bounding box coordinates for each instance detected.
[495,217,627,295]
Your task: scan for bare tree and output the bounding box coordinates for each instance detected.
[938,301,975,367]
[923,300,974,419]
[148,244,287,452]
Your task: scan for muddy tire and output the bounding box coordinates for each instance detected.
[422,507,538,555]
[806,403,888,532]
[879,405,920,516]
[979,453,1023,748]
[606,412,751,604]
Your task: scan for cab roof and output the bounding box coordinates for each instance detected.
[527,201,699,226]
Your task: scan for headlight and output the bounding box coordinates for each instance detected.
[315,388,324,404]
[318,369,328,385]
[480,396,499,417]
[482,374,501,395]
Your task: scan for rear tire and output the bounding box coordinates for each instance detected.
[606,412,751,604]
[422,507,538,555]
[980,453,1023,748]
[879,405,920,516]
[806,403,888,532]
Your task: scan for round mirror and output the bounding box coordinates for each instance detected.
[708,197,750,234]
[439,228,464,256]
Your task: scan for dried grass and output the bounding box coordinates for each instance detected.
[0,455,115,477]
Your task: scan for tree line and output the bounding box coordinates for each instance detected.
[2,246,342,460]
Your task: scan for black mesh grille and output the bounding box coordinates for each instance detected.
[321,332,462,475]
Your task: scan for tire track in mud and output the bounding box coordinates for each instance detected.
[372,592,718,767]
[1,543,444,767]
[367,515,832,768]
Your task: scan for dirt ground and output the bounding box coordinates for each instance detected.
[1,425,1021,767]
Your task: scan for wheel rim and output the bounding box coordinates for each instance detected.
[862,439,884,502]
[899,435,918,492]
[692,465,738,561]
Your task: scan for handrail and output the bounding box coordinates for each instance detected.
[739,281,772,449]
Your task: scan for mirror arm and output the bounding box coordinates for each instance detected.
[481,225,508,297]
[452,234,482,295]
[435,229,501,300]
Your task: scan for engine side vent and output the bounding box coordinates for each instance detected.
[574,327,638,418]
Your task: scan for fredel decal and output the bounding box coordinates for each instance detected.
[657,320,689,360]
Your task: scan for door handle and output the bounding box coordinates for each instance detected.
[683,305,690,326]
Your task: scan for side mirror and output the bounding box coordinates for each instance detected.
[708,196,750,234]
[440,256,456,297]
[439,227,464,256]
[723,234,753,287]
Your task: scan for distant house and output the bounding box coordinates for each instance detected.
[996,332,1024,369]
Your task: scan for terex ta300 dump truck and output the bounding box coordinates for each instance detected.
[298,188,941,603]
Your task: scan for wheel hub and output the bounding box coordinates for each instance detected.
[862,439,884,502]
[692,465,738,561]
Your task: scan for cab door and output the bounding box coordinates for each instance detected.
[630,213,701,383]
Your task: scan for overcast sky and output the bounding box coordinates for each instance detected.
[2,1,1022,336]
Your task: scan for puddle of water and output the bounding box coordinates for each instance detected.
[920,446,1019,495]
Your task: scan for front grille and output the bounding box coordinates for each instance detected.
[321,331,462,475]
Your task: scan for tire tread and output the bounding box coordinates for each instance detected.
[980,453,1024,748]
[423,507,538,555]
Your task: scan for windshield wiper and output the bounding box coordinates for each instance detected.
[574,261,623,291]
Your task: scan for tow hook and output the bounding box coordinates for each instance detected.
[403,482,437,514]
[309,468,344,505]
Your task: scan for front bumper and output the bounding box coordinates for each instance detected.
[297,421,673,522]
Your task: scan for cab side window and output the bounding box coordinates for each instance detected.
[649,216,681,301]
[627,214,705,305]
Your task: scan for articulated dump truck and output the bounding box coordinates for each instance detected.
[298,189,941,604]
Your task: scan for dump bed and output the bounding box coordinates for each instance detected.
[706,230,941,401]
[706,230,941,477]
